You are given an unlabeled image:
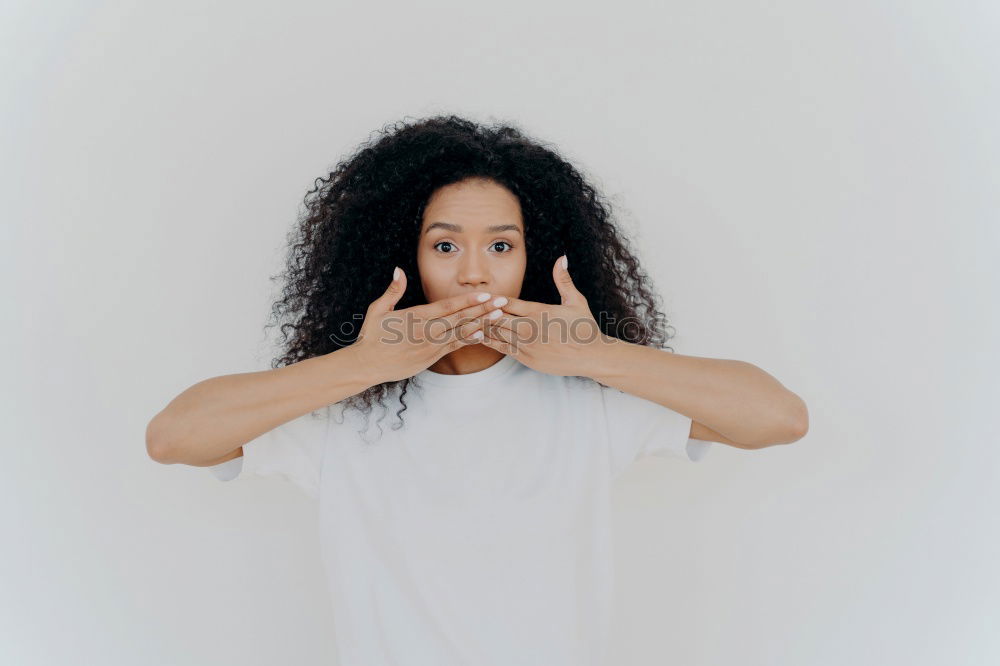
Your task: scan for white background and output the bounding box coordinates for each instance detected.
[3,1,997,664]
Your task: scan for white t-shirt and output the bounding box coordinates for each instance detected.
[209,353,713,666]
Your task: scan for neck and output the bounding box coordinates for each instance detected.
[426,346,505,376]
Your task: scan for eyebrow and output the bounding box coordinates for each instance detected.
[423,221,523,236]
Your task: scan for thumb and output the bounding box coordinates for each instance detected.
[552,255,582,306]
[371,266,407,314]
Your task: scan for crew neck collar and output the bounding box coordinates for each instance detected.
[414,354,520,388]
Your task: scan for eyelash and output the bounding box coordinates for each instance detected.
[433,240,514,254]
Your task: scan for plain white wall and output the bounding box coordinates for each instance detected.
[3,1,997,664]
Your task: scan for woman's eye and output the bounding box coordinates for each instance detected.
[434,241,513,254]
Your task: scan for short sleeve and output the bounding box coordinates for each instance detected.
[600,385,713,479]
[207,406,332,500]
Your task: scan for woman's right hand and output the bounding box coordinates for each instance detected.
[349,266,505,385]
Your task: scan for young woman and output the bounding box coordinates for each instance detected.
[146,115,808,666]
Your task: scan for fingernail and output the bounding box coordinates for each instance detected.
[393,267,401,281]
[561,255,568,270]
[477,292,492,302]
[488,308,502,320]
[492,296,508,307]
[471,330,484,340]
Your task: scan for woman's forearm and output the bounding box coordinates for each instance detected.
[585,338,808,448]
[145,346,375,466]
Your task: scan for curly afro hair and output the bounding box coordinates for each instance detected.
[265,114,677,439]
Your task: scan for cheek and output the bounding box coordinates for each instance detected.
[497,255,527,291]
[416,253,447,298]
[508,254,528,278]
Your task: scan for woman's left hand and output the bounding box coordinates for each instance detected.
[479,255,614,377]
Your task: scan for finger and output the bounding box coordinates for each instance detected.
[494,294,543,317]
[485,313,538,345]
[438,296,509,333]
[419,300,501,343]
[441,318,485,354]
[482,318,513,345]
[369,266,408,315]
[480,330,517,356]
[440,315,484,344]
[479,309,514,335]
[552,254,584,307]
[412,290,495,320]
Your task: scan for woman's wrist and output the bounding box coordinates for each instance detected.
[319,345,384,400]
[578,333,627,382]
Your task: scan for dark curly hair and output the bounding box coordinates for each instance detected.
[264,114,676,440]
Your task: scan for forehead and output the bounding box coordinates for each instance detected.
[420,179,523,233]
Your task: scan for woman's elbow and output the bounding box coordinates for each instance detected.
[146,411,179,464]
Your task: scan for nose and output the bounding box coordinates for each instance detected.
[458,248,490,288]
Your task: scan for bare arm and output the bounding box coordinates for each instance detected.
[145,346,376,466]
[147,272,498,467]
[586,339,808,449]
[486,260,808,450]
